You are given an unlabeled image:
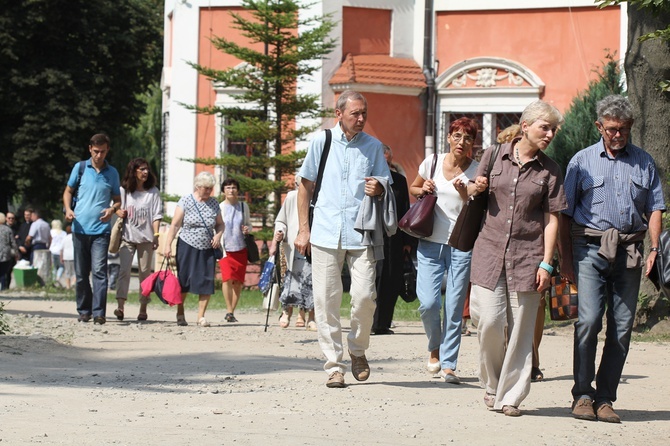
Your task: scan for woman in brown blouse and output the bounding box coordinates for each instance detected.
[469,101,567,417]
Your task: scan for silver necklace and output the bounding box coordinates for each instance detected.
[515,145,525,168]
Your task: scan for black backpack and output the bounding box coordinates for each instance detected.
[63,161,86,215]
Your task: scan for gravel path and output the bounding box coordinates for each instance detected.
[1,295,669,445]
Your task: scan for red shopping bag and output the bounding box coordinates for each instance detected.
[141,257,183,306]
[141,272,159,298]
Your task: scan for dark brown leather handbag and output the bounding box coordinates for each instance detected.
[547,276,579,321]
[398,154,438,238]
[448,143,501,252]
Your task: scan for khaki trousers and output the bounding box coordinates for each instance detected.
[311,244,377,375]
[471,273,540,410]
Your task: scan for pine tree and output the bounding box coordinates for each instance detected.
[186,0,336,229]
[545,53,623,173]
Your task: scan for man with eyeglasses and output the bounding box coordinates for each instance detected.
[559,95,665,423]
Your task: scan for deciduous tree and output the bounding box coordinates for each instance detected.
[0,0,163,215]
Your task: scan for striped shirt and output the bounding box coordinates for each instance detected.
[563,139,665,233]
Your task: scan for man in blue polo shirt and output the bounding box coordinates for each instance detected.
[63,133,121,325]
[560,95,665,423]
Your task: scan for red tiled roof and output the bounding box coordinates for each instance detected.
[329,54,426,89]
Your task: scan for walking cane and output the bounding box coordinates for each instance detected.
[264,244,281,332]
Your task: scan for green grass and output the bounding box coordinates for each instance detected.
[5,285,424,320]
[5,286,667,342]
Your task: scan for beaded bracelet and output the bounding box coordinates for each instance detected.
[538,261,554,275]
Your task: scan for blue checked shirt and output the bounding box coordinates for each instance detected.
[563,139,665,233]
[298,123,391,250]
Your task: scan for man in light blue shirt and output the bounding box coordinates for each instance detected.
[63,133,121,325]
[295,91,391,388]
[560,95,665,423]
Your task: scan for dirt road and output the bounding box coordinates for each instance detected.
[1,296,669,445]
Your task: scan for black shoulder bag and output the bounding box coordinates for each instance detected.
[448,143,501,252]
[308,129,332,229]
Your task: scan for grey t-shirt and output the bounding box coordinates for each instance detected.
[121,186,163,244]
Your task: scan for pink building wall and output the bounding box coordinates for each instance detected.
[436,7,621,111]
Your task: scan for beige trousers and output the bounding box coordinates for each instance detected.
[311,244,377,375]
[471,273,540,410]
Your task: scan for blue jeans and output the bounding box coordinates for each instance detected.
[572,237,641,405]
[73,233,110,318]
[416,239,472,370]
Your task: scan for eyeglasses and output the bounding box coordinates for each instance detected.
[603,127,631,137]
[450,133,475,144]
[599,125,631,137]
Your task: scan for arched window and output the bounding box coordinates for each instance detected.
[436,57,545,157]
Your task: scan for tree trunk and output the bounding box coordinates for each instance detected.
[625,6,670,326]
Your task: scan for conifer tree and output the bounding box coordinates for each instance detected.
[187,0,336,227]
[545,54,623,173]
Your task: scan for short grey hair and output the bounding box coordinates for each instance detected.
[336,90,367,111]
[597,95,633,122]
[520,100,564,128]
[194,171,216,189]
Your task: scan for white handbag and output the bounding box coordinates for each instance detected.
[262,283,280,311]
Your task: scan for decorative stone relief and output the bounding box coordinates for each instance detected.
[451,67,525,88]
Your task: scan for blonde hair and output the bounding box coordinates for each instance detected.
[496,124,521,143]
[520,100,564,128]
[51,219,63,231]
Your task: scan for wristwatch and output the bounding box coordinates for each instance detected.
[650,247,660,252]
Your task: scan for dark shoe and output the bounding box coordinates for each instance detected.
[571,398,597,421]
[596,403,621,423]
[225,313,238,323]
[502,405,521,417]
[326,371,346,388]
[349,351,370,382]
[137,313,148,321]
[93,316,106,325]
[531,366,544,382]
[372,328,394,335]
[114,309,124,321]
[176,315,188,326]
[78,314,91,323]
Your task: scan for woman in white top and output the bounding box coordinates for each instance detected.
[113,158,163,322]
[408,117,480,384]
[219,178,251,323]
[271,181,315,330]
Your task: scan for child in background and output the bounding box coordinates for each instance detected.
[60,225,75,289]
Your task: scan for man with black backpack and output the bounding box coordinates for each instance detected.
[294,91,392,388]
[62,133,121,325]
